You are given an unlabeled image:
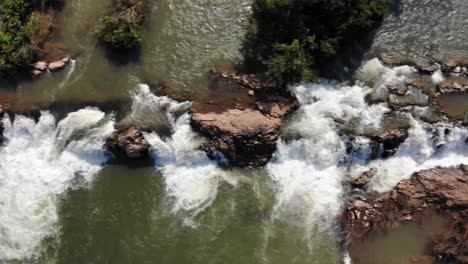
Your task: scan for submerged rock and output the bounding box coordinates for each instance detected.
[342,166,468,263]
[105,125,150,161]
[191,70,298,167]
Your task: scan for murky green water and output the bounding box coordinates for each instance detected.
[1,1,467,263]
[349,210,449,264]
[5,0,251,112]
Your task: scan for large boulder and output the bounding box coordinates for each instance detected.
[105,125,150,161]
[191,70,298,167]
[342,166,468,263]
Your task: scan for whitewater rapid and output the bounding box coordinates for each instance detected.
[130,85,230,217]
[0,109,114,261]
[0,60,466,262]
[266,59,468,240]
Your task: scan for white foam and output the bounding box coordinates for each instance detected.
[267,59,467,238]
[129,85,226,216]
[267,81,388,237]
[431,69,445,84]
[366,120,468,192]
[0,109,113,261]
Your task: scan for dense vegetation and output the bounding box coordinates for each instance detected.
[243,0,394,88]
[97,0,148,50]
[0,0,58,78]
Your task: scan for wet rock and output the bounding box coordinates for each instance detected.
[387,84,408,95]
[342,166,468,263]
[409,77,436,94]
[442,60,468,77]
[438,77,468,94]
[387,88,429,110]
[351,168,378,188]
[419,64,439,75]
[191,71,298,167]
[192,101,297,167]
[105,125,150,161]
[48,56,71,72]
[0,104,5,144]
[368,129,409,157]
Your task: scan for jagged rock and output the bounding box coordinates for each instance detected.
[48,56,71,72]
[438,77,468,94]
[105,125,150,161]
[351,168,378,188]
[419,64,439,75]
[192,101,297,167]
[191,71,298,167]
[369,129,409,157]
[342,166,468,263]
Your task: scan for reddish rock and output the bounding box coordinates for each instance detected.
[105,125,150,161]
[342,166,468,263]
[438,77,468,94]
[368,129,409,157]
[191,70,298,167]
[48,56,71,72]
[351,168,378,188]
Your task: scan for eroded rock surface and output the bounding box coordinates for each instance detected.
[105,125,150,161]
[343,166,468,263]
[368,129,409,158]
[191,70,298,167]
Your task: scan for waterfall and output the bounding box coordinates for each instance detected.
[0,109,114,261]
[129,84,228,217]
[266,59,468,240]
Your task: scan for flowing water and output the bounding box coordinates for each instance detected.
[0,0,467,263]
[370,0,468,65]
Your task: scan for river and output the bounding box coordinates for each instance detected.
[0,0,467,264]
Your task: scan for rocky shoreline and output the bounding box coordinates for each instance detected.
[342,166,468,263]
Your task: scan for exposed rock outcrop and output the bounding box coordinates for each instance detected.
[32,56,71,77]
[368,129,409,158]
[350,168,377,188]
[438,77,468,94]
[342,166,468,263]
[105,125,150,162]
[191,70,298,167]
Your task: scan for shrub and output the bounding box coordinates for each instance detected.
[97,0,148,50]
[99,16,142,50]
[0,0,36,78]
